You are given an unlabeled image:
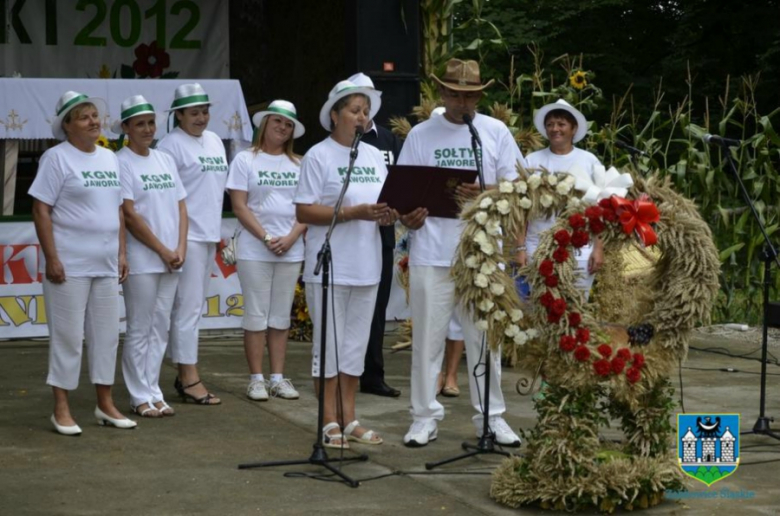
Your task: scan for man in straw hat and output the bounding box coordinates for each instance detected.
[397,58,525,447]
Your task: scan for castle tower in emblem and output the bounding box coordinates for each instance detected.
[681,428,697,462]
[678,414,740,486]
[720,427,735,462]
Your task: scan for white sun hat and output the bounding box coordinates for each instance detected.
[111,95,156,135]
[252,100,305,139]
[167,83,211,111]
[533,99,588,143]
[318,79,382,132]
[347,72,383,96]
[51,91,107,141]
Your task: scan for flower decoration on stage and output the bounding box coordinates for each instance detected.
[115,41,179,79]
[607,194,660,246]
[568,164,634,205]
[289,278,313,342]
[569,70,588,90]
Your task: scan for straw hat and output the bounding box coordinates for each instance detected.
[252,100,305,139]
[430,58,494,92]
[318,80,382,132]
[111,95,156,135]
[533,99,588,143]
[51,91,107,141]
[167,83,211,111]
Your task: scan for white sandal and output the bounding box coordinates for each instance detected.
[131,403,162,418]
[322,422,349,449]
[154,400,176,417]
[343,420,383,445]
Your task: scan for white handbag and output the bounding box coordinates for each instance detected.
[221,228,240,265]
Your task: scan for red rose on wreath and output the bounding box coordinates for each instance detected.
[577,327,591,344]
[585,206,603,220]
[559,335,577,352]
[599,199,618,222]
[545,275,559,287]
[554,230,571,247]
[553,247,569,263]
[632,353,645,369]
[593,359,611,377]
[626,366,642,384]
[569,213,586,229]
[574,345,591,362]
[133,41,171,78]
[571,230,590,248]
[540,291,555,308]
[568,312,582,327]
[539,260,555,277]
[611,357,626,374]
[550,298,567,317]
[589,218,606,235]
[616,348,632,361]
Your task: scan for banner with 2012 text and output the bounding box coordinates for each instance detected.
[1,0,228,79]
[0,219,243,339]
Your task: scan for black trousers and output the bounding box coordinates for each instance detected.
[361,225,395,386]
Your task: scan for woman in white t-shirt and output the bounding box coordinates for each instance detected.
[114,95,188,418]
[157,84,228,405]
[227,100,306,402]
[518,99,604,296]
[294,80,396,448]
[29,91,136,435]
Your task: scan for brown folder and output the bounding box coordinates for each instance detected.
[377,165,479,219]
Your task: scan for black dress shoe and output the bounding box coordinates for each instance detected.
[360,381,401,398]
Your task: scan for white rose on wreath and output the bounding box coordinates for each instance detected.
[480,262,497,276]
[486,219,502,236]
[515,181,528,194]
[510,309,524,322]
[475,211,489,225]
[479,197,493,209]
[496,199,511,215]
[540,194,554,208]
[519,197,533,209]
[490,282,505,296]
[493,310,507,321]
[513,331,529,345]
[465,255,480,268]
[527,175,542,190]
[546,174,559,186]
[474,274,489,288]
[480,242,495,255]
[526,328,539,339]
[499,181,515,194]
[473,230,488,245]
[475,319,489,331]
[557,181,574,195]
[505,324,521,337]
[478,299,495,312]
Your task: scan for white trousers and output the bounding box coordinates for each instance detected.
[237,260,302,331]
[43,276,120,391]
[306,283,378,378]
[409,265,506,423]
[122,272,179,407]
[169,241,215,364]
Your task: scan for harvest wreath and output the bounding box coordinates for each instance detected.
[452,166,720,512]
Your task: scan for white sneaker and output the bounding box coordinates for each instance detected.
[246,380,269,401]
[475,416,521,447]
[404,420,438,447]
[269,378,299,400]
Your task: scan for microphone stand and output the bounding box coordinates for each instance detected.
[238,131,369,486]
[425,117,515,470]
[716,142,780,442]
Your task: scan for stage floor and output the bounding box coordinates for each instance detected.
[1,325,778,515]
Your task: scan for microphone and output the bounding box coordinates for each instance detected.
[703,134,743,147]
[614,140,648,157]
[350,125,365,158]
[462,114,482,146]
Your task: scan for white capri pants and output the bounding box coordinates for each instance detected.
[122,272,179,407]
[237,260,302,331]
[306,282,378,378]
[409,265,506,423]
[43,276,120,391]
[169,240,215,365]
[447,310,464,341]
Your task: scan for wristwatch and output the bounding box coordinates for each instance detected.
[263,234,273,244]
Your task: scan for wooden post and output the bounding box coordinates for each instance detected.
[1,140,19,215]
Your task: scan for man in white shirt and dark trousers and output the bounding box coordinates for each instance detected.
[348,73,404,398]
[398,59,525,447]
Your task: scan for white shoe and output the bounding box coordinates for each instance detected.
[269,378,299,400]
[475,416,521,447]
[404,420,438,447]
[51,414,82,436]
[94,407,137,429]
[246,380,269,401]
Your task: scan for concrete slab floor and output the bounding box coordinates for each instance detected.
[1,327,779,516]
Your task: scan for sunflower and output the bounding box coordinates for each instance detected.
[96,135,110,148]
[569,70,588,90]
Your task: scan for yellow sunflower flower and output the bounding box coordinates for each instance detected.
[96,135,110,148]
[570,70,588,90]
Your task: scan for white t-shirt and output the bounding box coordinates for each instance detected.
[118,147,187,274]
[156,127,228,243]
[525,147,602,260]
[294,137,387,286]
[28,142,122,277]
[226,150,304,263]
[397,113,523,267]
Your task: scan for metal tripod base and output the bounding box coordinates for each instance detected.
[741,417,780,441]
[424,434,515,470]
[238,444,368,488]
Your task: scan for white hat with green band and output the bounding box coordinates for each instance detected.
[111,95,156,135]
[319,79,382,132]
[252,100,305,139]
[51,90,107,141]
[166,83,211,111]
